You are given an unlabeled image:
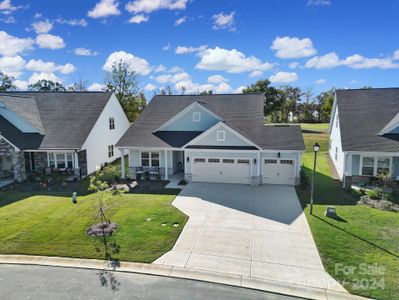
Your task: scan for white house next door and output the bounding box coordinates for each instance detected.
[191,157,251,184]
[262,159,295,185]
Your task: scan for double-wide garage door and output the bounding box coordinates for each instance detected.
[192,157,251,184]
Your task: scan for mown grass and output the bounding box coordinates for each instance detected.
[297,123,399,300]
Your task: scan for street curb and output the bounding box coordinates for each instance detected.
[0,255,370,300]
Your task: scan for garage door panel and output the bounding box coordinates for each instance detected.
[192,157,251,184]
[262,159,295,185]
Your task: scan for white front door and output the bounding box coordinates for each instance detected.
[192,157,251,184]
[262,159,295,185]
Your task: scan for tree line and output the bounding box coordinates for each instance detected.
[0,65,334,124]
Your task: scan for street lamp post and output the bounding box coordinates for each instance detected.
[310,142,320,215]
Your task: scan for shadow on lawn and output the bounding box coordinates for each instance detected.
[313,214,399,259]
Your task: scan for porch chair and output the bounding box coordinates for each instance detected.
[135,167,144,180]
[148,167,160,180]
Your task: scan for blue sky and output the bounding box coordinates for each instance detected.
[1,0,399,97]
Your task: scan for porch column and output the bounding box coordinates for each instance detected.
[257,151,261,176]
[164,149,168,180]
[120,148,126,179]
[74,151,80,178]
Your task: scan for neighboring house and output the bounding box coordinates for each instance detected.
[329,88,399,189]
[116,94,305,185]
[0,92,130,183]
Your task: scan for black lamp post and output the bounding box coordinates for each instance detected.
[310,142,320,215]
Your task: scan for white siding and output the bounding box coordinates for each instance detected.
[329,105,345,179]
[82,94,130,174]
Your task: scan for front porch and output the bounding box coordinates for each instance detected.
[120,148,185,181]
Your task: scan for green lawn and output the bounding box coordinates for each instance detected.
[0,170,187,263]
[297,123,399,300]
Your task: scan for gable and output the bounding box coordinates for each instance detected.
[186,122,256,148]
[159,103,221,132]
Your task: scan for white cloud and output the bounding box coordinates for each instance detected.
[33,13,42,18]
[162,43,171,51]
[212,11,235,31]
[271,36,316,59]
[214,82,232,93]
[25,59,76,74]
[305,52,340,69]
[196,47,274,73]
[88,82,105,91]
[0,31,34,56]
[175,45,207,54]
[234,85,246,93]
[168,66,184,73]
[315,79,326,84]
[103,50,152,75]
[35,33,65,49]
[88,0,120,19]
[28,72,61,85]
[125,0,188,14]
[175,16,186,26]
[174,79,213,94]
[55,17,88,27]
[144,83,157,91]
[31,19,53,34]
[0,0,26,15]
[249,70,263,78]
[207,74,228,84]
[1,15,15,23]
[306,52,399,69]
[128,14,149,23]
[0,55,25,78]
[57,63,76,74]
[154,72,190,83]
[307,0,331,6]
[269,71,298,84]
[75,47,98,56]
[154,64,166,73]
[393,50,399,60]
[288,62,299,69]
[14,79,28,90]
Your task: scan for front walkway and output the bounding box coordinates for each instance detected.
[154,183,345,293]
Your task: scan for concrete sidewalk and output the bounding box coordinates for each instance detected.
[0,255,369,300]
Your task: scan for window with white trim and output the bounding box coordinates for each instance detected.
[194,158,205,163]
[141,152,160,167]
[264,159,277,164]
[216,130,226,141]
[193,112,201,122]
[237,159,250,164]
[208,158,220,163]
[335,147,338,161]
[48,152,74,169]
[109,117,115,130]
[108,145,114,158]
[222,159,234,164]
[361,156,391,176]
[336,114,339,128]
[280,160,294,165]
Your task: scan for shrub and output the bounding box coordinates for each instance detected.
[366,189,380,200]
[300,167,309,190]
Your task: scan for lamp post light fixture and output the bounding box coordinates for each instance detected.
[310,142,320,215]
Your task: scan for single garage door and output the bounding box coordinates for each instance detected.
[192,158,251,184]
[262,159,295,185]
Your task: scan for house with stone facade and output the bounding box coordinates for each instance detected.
[0,92,130,186]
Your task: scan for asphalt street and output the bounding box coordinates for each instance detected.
[0,264,305,300]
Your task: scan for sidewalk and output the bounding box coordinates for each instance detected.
[0,254,369,300]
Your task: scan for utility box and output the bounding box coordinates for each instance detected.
[72,192,77,203]
[325,206,337,218]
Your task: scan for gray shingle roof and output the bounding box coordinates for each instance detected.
[117,94,305,151]
[0,92,112,150]
[336,88,399,152]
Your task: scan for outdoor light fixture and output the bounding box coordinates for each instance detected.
[254,158,257,164]
[278,152,281,158]
[186,156,190,163]
[310,142,320,215]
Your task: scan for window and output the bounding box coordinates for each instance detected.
[194,158,205,163]
[108,145,114,158]
[216,130,226,141]
[361,157,375,176]
[336,114,339,128]
[193,112,201,122]
[109,117,115,130]
[141,151,160,167]
[264,159,277,164]
[222,159,234,164]
[335,147,338,161]
[48,152,74,169]
[238,159,250,164]
[280,160,293,165]
[377,158,390,175]
[208,158,220,163]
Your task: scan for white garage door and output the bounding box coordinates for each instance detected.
[192,158,251,184]
[262,159,295,185]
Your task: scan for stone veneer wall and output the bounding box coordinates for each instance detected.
[0,138,26,182]
[34,152,48,171]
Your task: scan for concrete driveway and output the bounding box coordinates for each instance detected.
[154,183,344,292]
